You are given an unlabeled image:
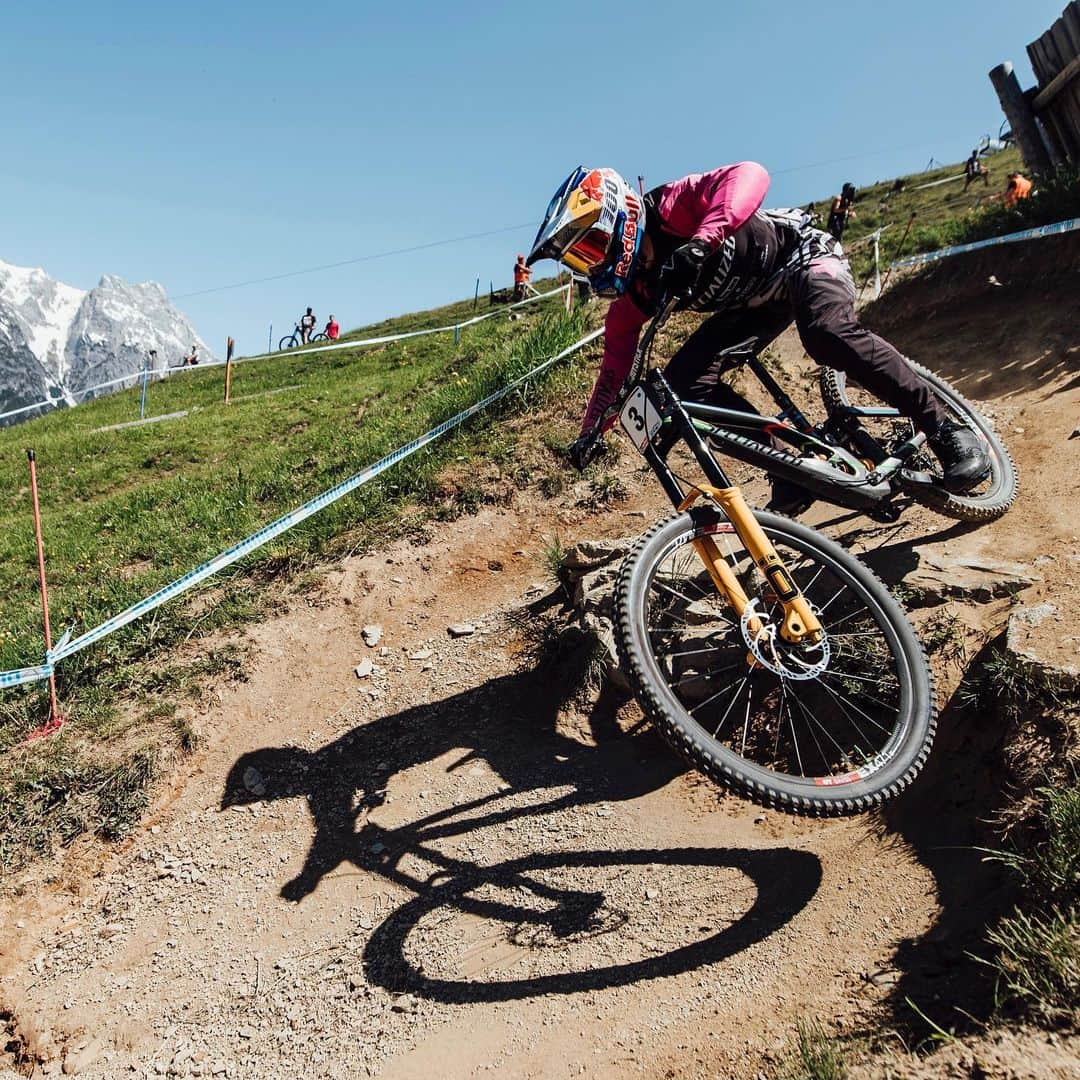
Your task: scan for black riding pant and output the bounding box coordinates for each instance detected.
[663,257,947,435]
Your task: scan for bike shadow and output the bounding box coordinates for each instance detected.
[222,647,822,1002]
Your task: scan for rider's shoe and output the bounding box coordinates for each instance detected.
[765,477,816,518]
[927,419,990,493]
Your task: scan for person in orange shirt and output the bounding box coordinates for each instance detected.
[1003,172,1032,208]
[512,253,532,301]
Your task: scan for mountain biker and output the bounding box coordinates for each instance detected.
[525,164,990,510]
[325,314,340,340]
[300,307,317,344]
[964,151,989,192]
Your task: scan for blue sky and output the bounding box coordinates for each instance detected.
[1,0,1062,356]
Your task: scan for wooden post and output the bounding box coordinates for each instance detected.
[26,450,63,737]
[990,61,1055,174]
[637,174,645,197]
[224,337,235,404]
[473,277,480,311]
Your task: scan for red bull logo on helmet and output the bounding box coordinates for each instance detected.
[579,169,606,204]
[614,193,642,281]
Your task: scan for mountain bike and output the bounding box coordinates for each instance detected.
[606,299,1013,815]
[278,324,328,350]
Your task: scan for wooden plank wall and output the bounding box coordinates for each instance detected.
[1027,1,1080,165]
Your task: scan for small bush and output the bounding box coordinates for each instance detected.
[774,1018,847,1080]
[987,906,1079,1022]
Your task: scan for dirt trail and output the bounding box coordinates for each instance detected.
[1,239,1078,1079]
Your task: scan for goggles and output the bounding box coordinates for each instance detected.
[560,227,612,275]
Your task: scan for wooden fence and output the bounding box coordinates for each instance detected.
[991,1,1080,173]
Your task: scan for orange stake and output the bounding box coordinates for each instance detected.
[26,450,64,737]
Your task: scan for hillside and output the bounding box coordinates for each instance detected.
[0,280,595,867]
[0,220,1075,1079]
[0,152,1078,1077]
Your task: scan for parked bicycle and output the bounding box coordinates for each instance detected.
[606,298,1016,815]
[278,324,328,350]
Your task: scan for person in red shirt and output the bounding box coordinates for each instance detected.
[325,315,340,340]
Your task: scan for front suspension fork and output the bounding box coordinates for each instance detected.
[679,485,822,644]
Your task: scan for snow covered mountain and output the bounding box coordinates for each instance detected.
[0,258,213,422]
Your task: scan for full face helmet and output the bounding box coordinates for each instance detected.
[526,167,644,296]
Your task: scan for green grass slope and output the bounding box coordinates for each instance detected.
[805,146,1079,286]
[0,282,596,872]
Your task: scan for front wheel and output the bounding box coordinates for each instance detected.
[615,507,935,815]
[278,334,298,351]
[820,362,1018,522]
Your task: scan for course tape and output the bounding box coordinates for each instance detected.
[1,327,604,688]
[891,216,1080,269]
[0,664,55,690]
[0,285,569,424]
[235,284,567,365]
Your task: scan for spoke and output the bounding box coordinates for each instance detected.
[784,684,806,776]
[686,673,745,719]
[816,671,899,717]
[818,585,847,614]
[652,579,709,609]
[789,683,828,773]
[790,690,855,767]
[739,680,755,757]
[816,668,893,687]
[663,644,742,662]
[655,570,713,601]
[823,607,878,633]
[648,623,736,636]
[796,563,828,598]
[703,674,751,735]
[814,675,891,740]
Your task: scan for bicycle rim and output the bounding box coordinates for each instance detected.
[616,508,934,814]
[819,364,1017,521]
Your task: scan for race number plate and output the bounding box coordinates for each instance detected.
[619,385,663,453]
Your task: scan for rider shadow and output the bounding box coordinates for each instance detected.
[222,645,823,1002]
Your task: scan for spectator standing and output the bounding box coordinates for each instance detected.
[183,344,199,366]
[325,314,340,340]
[826,183,856,241]
[963,151,990,191]
[512,254,532,301]
[299,307,317,344]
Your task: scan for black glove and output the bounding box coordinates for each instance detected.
[660,239,711,300]
[567,429,603,472]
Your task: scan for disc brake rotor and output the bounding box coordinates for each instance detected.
[740,598,830,681]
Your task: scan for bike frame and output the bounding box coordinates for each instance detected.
[609,300,929,645]
[621,321,934,518]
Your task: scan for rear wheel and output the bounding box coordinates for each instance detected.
[310,332,329,344]
[615,507,935,815]
[819,362,1017,522]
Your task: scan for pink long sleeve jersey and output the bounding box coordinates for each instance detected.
[580,161,777,434]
